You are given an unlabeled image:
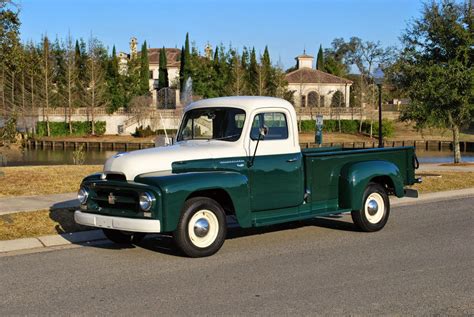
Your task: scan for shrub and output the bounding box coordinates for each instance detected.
[0,116,18,143]
[132,125,178,138]
[299,119,394,137]
[361,119,394,138]
[36,121,106,137]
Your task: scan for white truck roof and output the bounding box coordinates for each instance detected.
[186,96,296,116]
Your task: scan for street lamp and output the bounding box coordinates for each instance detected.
[373,66,384,148]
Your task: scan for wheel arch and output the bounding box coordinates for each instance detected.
[138,171,251,232]
[339,160,404,211]
[187,188,236,216]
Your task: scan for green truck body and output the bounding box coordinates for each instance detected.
[75,96,419,257]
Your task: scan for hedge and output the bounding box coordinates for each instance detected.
[300,119,394,138]
[132,125,178,138]
[36,121,106,137]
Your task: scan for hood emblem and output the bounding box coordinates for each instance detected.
[113,152,127,158]
[108,193,116,205]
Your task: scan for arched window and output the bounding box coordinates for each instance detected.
[300,95,306,107]
[307,91,319,107]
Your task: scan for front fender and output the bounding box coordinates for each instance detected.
[339,160,404,211]
[135,171,250,232]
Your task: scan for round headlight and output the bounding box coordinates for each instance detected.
[78,187,89,205]
[139,192,154,211]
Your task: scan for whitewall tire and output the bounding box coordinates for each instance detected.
[174,197,227,257]
[351,183,390,232]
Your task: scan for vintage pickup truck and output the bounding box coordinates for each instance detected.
[75,96,419,257]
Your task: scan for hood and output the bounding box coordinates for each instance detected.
[104,141,244,180]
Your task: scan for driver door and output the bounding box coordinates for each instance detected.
[247,111,304,211]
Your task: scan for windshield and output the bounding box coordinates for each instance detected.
[177,107,246,142]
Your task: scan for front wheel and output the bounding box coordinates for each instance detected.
[102,229,146,244]
[174,197,227,257]
[351,183,390,232]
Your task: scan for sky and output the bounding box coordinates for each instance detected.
[17,0,426,69]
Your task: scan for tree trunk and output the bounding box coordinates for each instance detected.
[30,74,36,135]
[91,80,95,135]
[21,71,26,132]
[45,56,50,137]
[452,124,461,163]
[68,70,72,134]
[1,67,5,117]
[11,72,15,112]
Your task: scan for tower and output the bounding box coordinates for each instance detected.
[130,37,138,59]
[204,42,212,60]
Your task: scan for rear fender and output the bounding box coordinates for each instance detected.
[339,160,404,211]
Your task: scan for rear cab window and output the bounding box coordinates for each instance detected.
[250,112,288,140]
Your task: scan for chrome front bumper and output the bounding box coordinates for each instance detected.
[74,210,161,233]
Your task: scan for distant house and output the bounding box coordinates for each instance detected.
[118,38,181,108]
[146,47,181,101]
[285,53,352,108]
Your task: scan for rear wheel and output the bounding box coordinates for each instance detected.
[351,183,390,232]
[174,197,227,257]
[102,229,146,244]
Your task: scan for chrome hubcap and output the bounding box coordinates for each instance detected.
[367,199,379,216]
[194,218,210,237]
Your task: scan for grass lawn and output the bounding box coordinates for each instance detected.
[0,165,102,197]
[412,171,474,193]
[0,208,89,241]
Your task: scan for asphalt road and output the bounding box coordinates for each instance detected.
[0,197,473,315]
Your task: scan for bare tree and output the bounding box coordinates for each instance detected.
[230,51,245,96]
[129,95,152,127]
[40,36,53,136]
[345,38,394,133]
[85,36,107,135]
[64,33,77,133]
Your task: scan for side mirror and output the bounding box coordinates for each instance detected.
[259,126,268,138]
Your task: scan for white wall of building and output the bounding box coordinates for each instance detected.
[288,83,351,108]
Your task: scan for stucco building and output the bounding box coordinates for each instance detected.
[118,38,181,107]
[286,53,352,108]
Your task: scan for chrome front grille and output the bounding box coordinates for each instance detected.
[92,188,139,211]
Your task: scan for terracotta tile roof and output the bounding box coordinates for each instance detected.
[285,68,353,84]
[296,54,314,59]
[143,48,181,68]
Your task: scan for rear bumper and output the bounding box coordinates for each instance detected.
[74,210,161,233]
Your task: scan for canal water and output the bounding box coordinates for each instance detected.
[2,147,474,166]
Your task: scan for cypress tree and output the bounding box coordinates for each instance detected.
[241,46,249,70]
[213,46,219,64]
[316,44,324,71]
[261,45,275,96]
[106,45,125,113]
[74,39,87,110]
[139,40,149,95]
[158,46,169,89]
[248,47,259,95]
[179,33,191,90]
[179,45,185,89]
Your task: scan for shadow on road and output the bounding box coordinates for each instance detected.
[48,207,359,257]
[226,216,358,240]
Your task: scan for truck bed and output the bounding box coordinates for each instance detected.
[301,146,417,210]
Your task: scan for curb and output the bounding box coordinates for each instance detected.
[1,188,473,254]
[391,187,474,207]
[0,230,106,253]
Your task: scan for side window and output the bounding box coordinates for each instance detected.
[250,112,288,140]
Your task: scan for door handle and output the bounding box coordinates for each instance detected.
[236,163,245,168]
[286,157,298,163]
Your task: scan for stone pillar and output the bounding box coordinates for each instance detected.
[345,84,351,107]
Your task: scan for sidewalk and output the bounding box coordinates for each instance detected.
[0,192,77,215]
[418,163,474,172]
